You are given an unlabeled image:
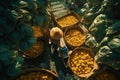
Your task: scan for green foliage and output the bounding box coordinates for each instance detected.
[7,30,22,44]
[0,64,1,72]
[108,37,120,53]
[32,14,49,27]
[19,36,36,51]
[36,0,47,8]
[19,0,28,8]
[95,46,120,70]
[0,0,20,8]
[106,20,120,35]
[20,13,32,24]
[0,18,14,35]
[19,24,34,38]
[0,47,15,65]
[7,54,24,76]
[89,14,108,43]
[21,0,37,12]
[0,0,49,79]
[32,15,44,26]
[11,10,23,21]
[0,10,16,35]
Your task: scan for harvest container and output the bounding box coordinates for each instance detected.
[12,68,59,80]
[68,47,98,78]
[64,25,87,48]
[55,11,80,30]
[23,39,44,59]
[88,65,119,80]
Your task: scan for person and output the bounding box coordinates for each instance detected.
[50,27,68,58]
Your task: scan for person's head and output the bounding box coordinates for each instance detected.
[50,27,63,40]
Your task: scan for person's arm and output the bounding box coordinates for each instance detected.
[60,37,68,58]
[60,37,66,48]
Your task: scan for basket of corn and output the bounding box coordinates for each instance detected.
[32,26,49,39]
[55,11,80,30]
[32,26,44,38]
[68,47,98,78]
[12,68,59,80]
[23,39,44,59]
[88,65,119,80]
[64,25,86,48]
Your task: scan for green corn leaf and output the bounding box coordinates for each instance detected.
[19,36,36,51]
